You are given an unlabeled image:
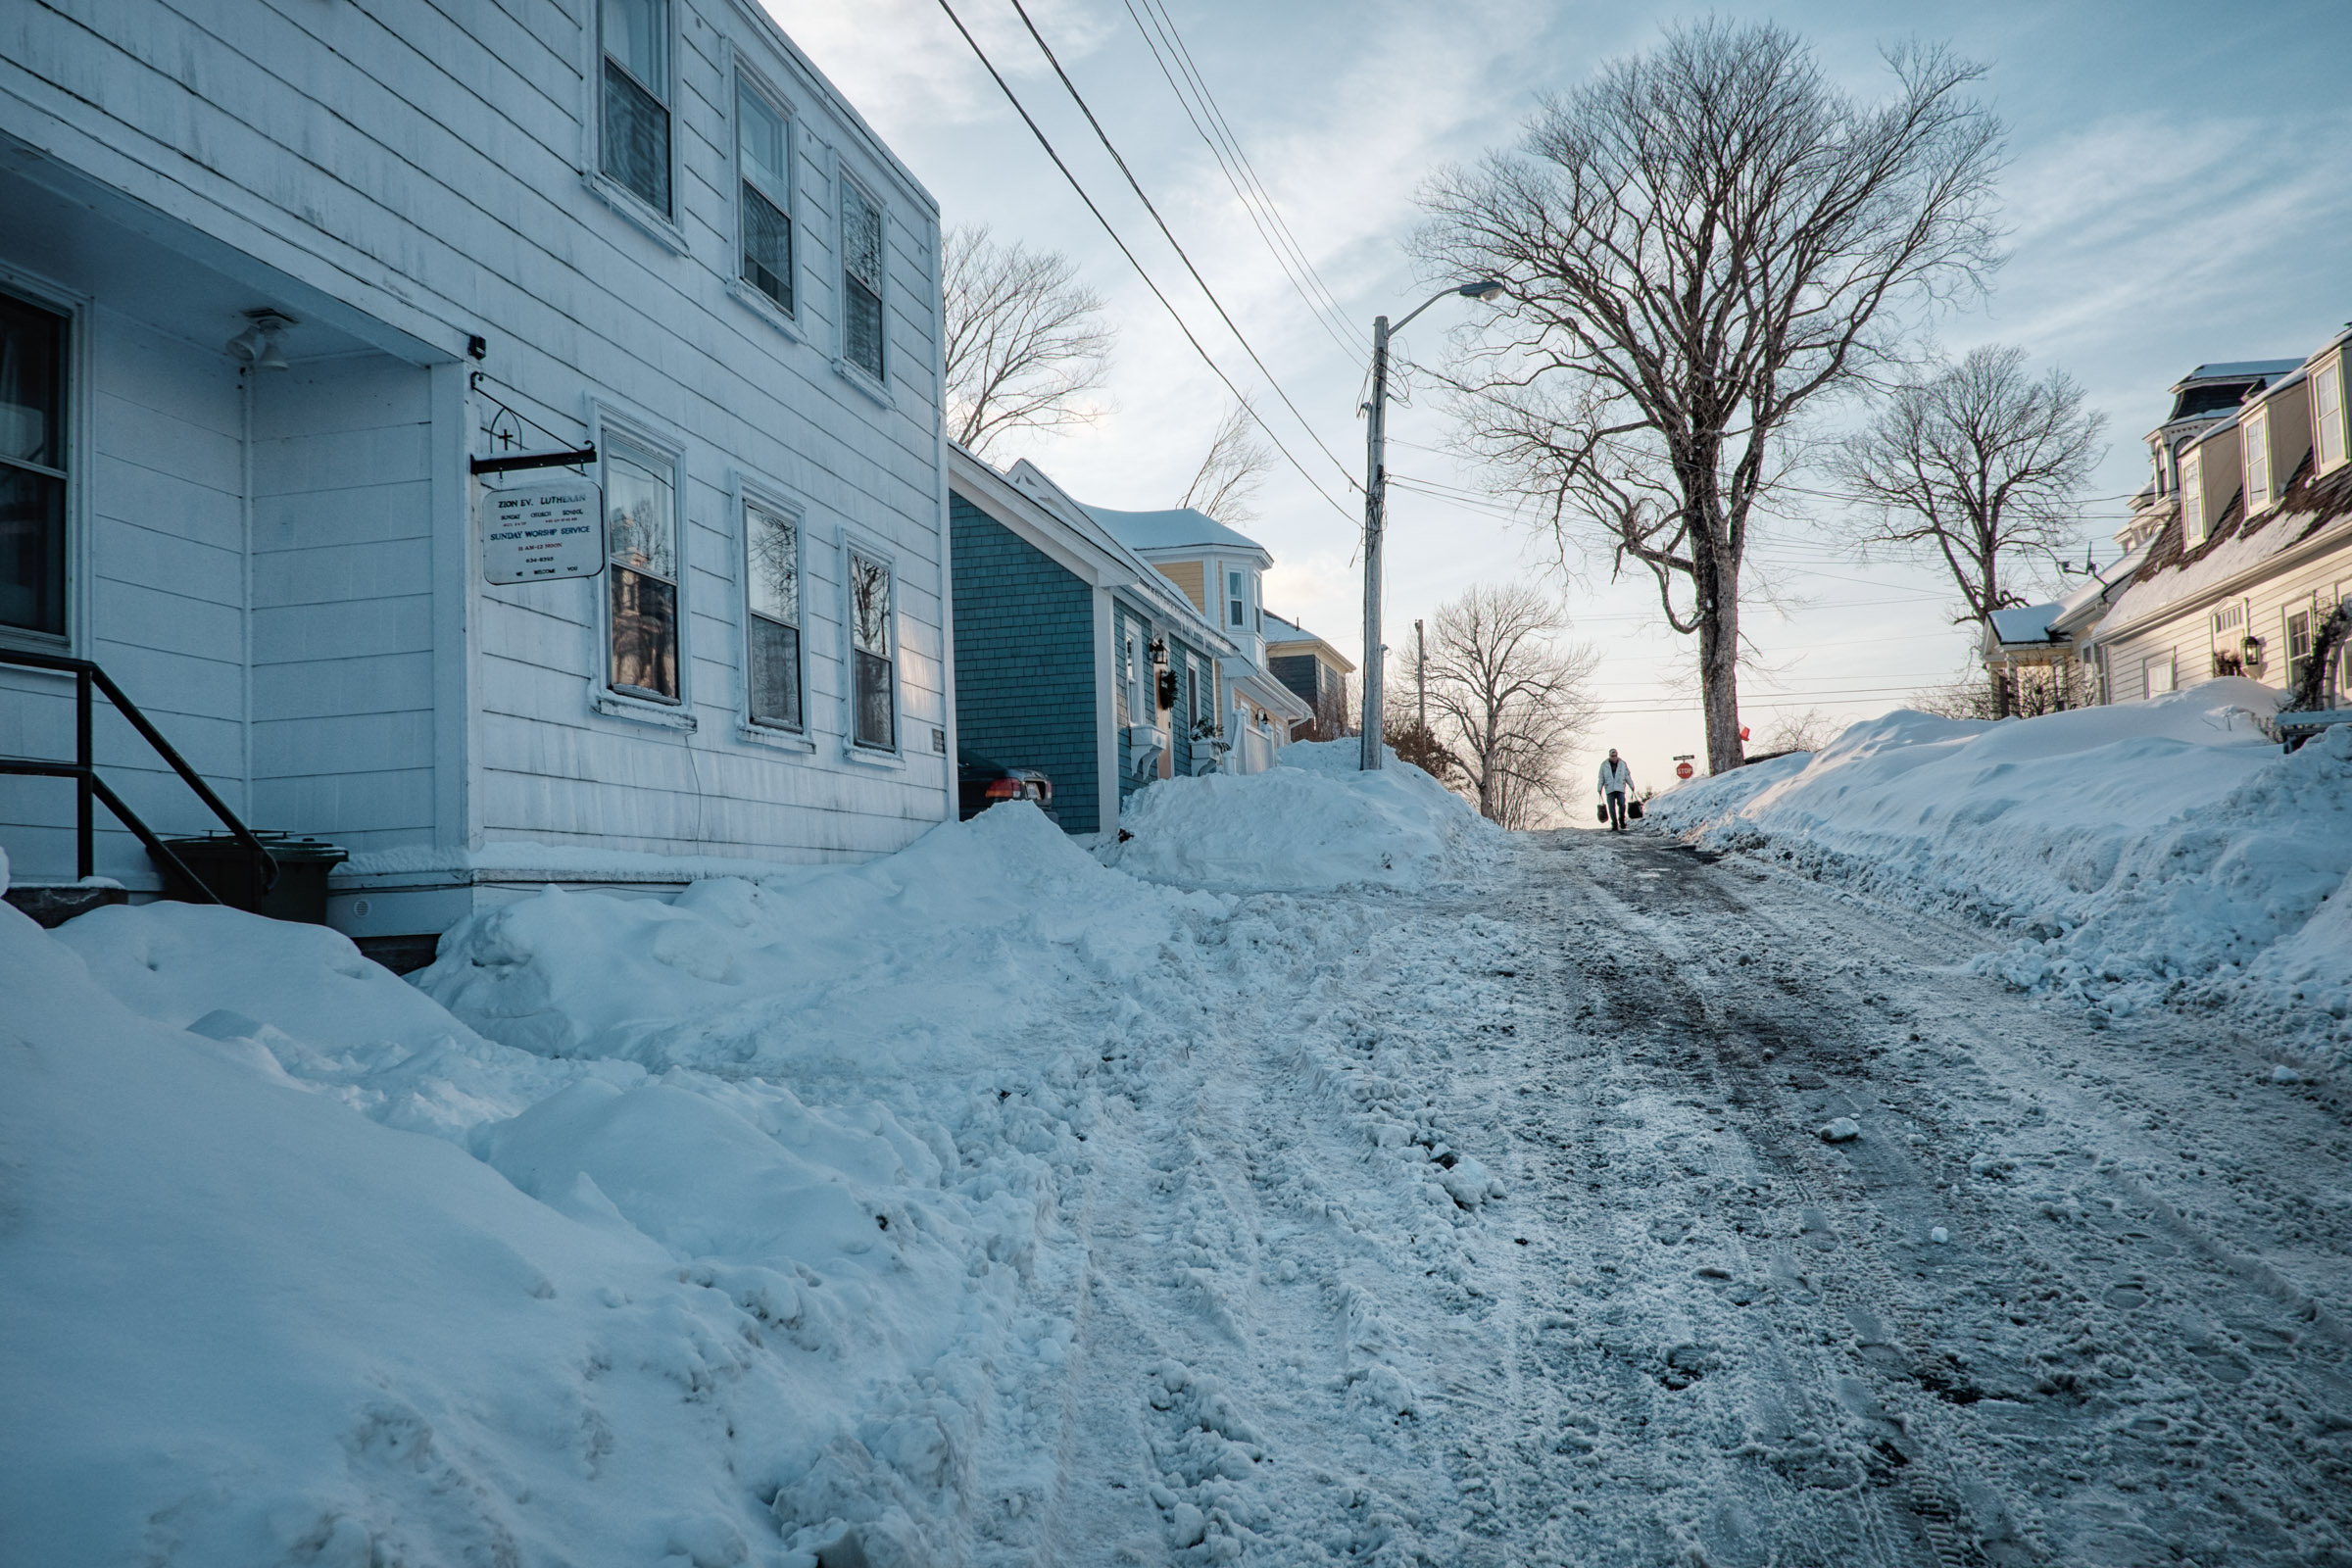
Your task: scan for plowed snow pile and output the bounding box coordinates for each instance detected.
[1107,739,1498,892]
[1647,680,2352,1060]
[0,775,1494,1566]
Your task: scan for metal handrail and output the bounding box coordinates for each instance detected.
[0,646,278,901]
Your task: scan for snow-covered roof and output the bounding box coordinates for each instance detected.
[2098,463,2352,635]
[1263,612,1355,672]
[1987,603,2062,646]
[2179,359,2303,383]
[1082,504,1270,561]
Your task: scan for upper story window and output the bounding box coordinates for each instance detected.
[1226,568,1246,628]
[840,180,885,383]
[2317,355,2345,474]
[2243,406,2272,512]
[600,0,672,217]
[606,439,679,701]
[0,291,68,639]
[2180,448,2206,547]
[745,502,802,730]
[736,77,793,314]
[848,549,896,750]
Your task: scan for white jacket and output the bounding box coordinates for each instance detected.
[1597,758,1633,795]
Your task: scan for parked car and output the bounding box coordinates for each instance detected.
[957,760,1055,822]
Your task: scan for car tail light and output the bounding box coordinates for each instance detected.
[983,778,1025,803]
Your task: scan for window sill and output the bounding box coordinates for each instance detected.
[839,741,906,771]
[583,171,692,257]
[727,278,807,346]
[737,721,815,753]
[0,626,73,661]
[595,692,697,730]
[831,357,895,411]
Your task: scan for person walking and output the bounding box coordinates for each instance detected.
[1597,749,1635,832]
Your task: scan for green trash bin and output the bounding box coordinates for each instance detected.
[153,833,347,924]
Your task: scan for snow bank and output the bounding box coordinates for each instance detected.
[1107,739,1499,892]
[3,805,1227,1567]
[1649,681,2352,1058]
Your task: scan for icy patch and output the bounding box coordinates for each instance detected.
[1108,741,1500,893]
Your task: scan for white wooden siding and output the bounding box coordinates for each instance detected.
[4,0,952,890]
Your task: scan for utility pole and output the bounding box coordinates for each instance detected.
[1358,313,1392,771]
[1414,617,1426,730]
[1356,280,1502,770]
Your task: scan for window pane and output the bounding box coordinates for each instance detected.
[606,446,674,582]
[749,614,802,729]
[737,82,787,200]
[610,566,678,698]
[841,184,884,380]
[0,466,67,635]
[849,553,890,657]
[0,293,65,470]
[844,277,883,381]
[855,648,895,749]
[742,183,794,312]
[602,0,666,99]
[2181,453,2202,541]
[601,60,671,214]
[746,506,798,624]
[2321,364,2344,466]
[2245,413,2269,503]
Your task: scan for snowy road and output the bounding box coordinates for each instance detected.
[1026,829,2352,1566]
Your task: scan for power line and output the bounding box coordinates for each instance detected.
[1003,0,1361,494]
[930,0,1356,525]
[1125,0,1364,364]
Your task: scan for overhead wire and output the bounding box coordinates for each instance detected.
[1123,0,1363,365]
[1002,0,1363,495]
[929,0,1357,524]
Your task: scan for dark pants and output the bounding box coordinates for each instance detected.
[1607,790,1627,830]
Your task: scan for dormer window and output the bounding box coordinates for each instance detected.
[2180,448,2205,547]
[2243,407,2272,512]
[1227,567,1247,628]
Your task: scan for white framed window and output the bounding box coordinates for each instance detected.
[2316,354,2345,474]
[604,436,680,703]
[846,546,896,750]
[735,73,794,315]
[2243,406,2272,512]
[2286,606,2316,691]
[2180,448,2205,547]
[840,177,886,384]
[744,499,803,731]
[0,287,69,640]
[598,0,672,219]
[1226,568,1246,628]
[2143,652,2175,697]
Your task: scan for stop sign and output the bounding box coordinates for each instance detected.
[1676,761,1695,780]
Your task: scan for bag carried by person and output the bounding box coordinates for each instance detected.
[1628,799,1644,821]
[1595,804,1608,824]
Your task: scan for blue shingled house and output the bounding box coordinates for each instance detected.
[949,447,1252,837]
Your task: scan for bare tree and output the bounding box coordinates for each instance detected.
[943,223,1115,456]
[1417,20,2003,772]
[1424,582,1600,827]
[1830,344,2106,715]
[1756,707,1838,755]
[1177,399,1274,525]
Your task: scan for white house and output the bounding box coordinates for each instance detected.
[1,0,953,961]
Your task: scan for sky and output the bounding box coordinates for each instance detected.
[764,0,2352,801]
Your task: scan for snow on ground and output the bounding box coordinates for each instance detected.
[1107,740,1498,893]
[1647,683,2352,1063]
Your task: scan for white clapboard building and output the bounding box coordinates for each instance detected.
[1,0,953,958]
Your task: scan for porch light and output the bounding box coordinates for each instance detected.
[1148,636,1168,667]
[228,310,294,370]
[2240,633,2263,668]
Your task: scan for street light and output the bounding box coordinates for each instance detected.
[1359,279,1504,769]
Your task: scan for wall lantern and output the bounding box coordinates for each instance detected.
[1148,636,1169,667]
[2240,633,2264,669]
